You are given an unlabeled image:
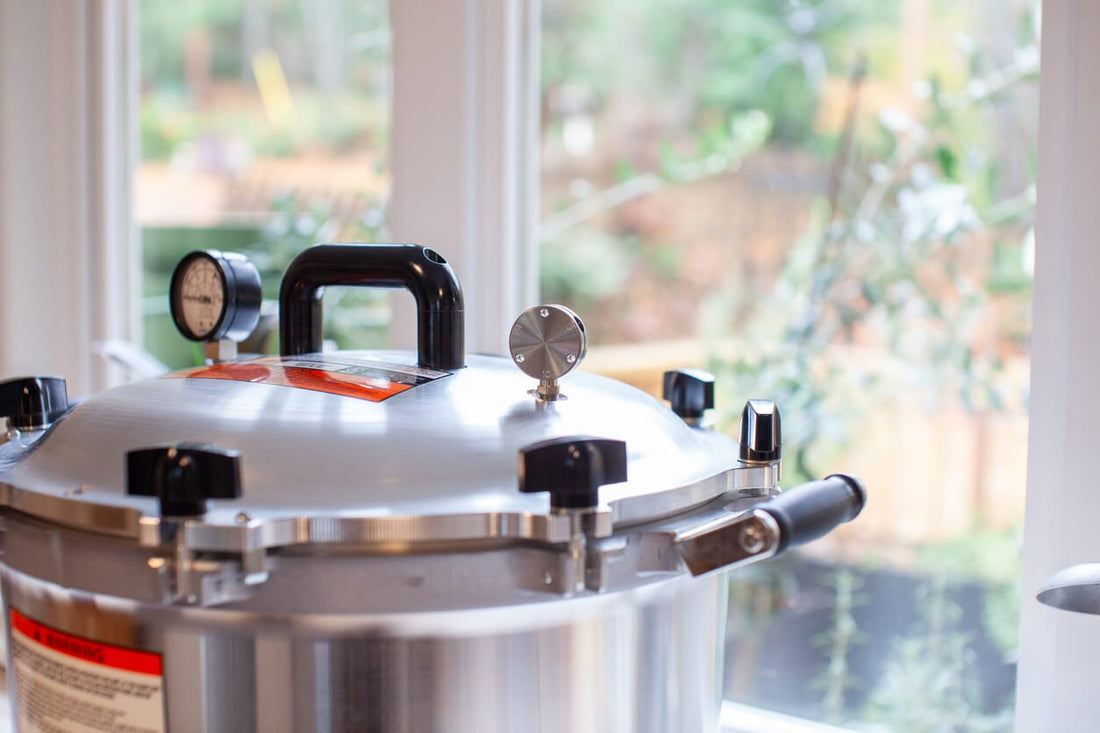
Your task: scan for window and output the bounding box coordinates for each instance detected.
[137,0,392,369]
[540,0,1037,728]
[8,0,1100,728]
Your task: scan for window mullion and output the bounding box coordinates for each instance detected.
[1017,0,1100,728]
[0,0,136,395]
[388,0,538,356]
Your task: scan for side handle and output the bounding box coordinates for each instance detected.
[674,473,866,576]
[759,474,866,554]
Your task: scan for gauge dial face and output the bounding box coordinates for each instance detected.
[174,256,226,340]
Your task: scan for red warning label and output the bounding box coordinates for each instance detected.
[171,355,450,402]
[10,609,166,733]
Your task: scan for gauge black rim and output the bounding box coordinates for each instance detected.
[169,250,230,342]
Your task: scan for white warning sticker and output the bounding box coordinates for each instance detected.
[9,609,166,733]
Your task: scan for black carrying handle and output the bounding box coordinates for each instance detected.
[759,474,866,554]
[279,243,465,369]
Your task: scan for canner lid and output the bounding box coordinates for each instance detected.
[0,351,741,543]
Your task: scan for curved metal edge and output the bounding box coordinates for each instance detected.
[1037,562,1100,614]
[178,512,578,554]
[0,462,778,554]
[0,482,145,538]
[2,563,720,638]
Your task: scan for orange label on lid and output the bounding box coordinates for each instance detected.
[170,355,450,402]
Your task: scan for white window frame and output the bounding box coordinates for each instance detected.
[0,0,137,396]
[1015,0,1100,729]
[388,0,540,355]
[0,0,539,389]
[0,0,1094,729]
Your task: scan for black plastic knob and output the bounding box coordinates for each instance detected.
[739,399,781,462]
[519,436,627,509]
[0,376,69,430]
[662,369,715,420]
[127,444,242,517]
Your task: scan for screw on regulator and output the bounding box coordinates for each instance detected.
[509,305,587,401]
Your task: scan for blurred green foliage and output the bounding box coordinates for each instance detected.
[139,89,387,162]
[861,580,1014,732]
[917,527,1022,656]
[138,0,393,367]
[542,0,1037,725]
[712,23,1038,483]
[540,107,772,306]
[139,0,390,161]
[140,0,247,84]
[140,0,388,89]
[542,0,896,145]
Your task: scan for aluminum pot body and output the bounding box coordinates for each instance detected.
[0,351,774,733]
[0,248,865,732]
[2,560,728,733]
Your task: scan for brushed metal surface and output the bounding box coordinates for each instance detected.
[0,463,779,552]
[1037,562,1100,614]
[2,566,729,733]
[0,349,768,731]
[0,489,781,610]
[0,352,743,540]
[508,305,587,381]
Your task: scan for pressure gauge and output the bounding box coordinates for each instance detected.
[170,250,262,343]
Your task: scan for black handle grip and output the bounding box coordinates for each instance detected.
[759,474,866,554]
[279,243,465,370]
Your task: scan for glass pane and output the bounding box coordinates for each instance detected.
[137,0,391,369]
[541,0,1037,728]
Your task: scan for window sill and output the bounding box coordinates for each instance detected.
[722,701,853,733]
[0,683,847,732]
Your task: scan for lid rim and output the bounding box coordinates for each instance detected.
[0,462,774,552]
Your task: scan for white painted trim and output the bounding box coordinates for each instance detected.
[720,701,852,733]
[388,0,538,357]
[0,0,137,396]
[89,1,141,388]
[1015,1,1100,730]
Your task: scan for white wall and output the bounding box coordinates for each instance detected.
[0,1,136,396]
[1015,1,1100,730]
